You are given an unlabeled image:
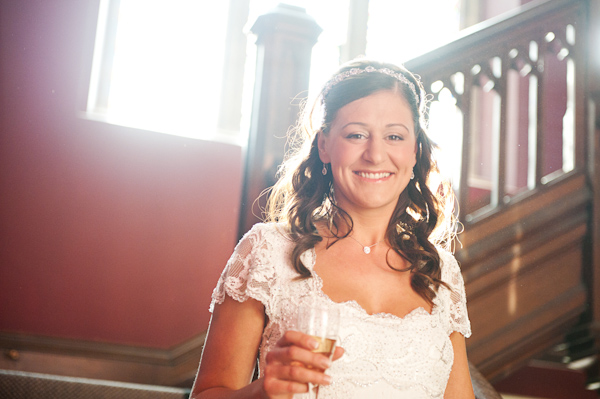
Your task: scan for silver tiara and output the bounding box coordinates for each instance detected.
[322,66,422,105]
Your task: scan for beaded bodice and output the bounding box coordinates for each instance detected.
[211,223,471,399]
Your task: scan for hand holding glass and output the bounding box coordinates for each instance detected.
[296,298,340,398]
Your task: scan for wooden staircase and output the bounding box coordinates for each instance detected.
[405,0,600,394]
[2,2,596,398]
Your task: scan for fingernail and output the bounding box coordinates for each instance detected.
[309,339,319,350]
[323,374,332,385]
[319,357,332,369]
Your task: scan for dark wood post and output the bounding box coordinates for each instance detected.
[588,0,600,324]
[239,4,322,237]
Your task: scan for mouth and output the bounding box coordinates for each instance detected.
[355,171,392,180]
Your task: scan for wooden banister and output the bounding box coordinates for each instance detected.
[405,0,587,224]
[406,0,596,386]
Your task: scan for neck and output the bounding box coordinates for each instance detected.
[336,209,392,245]
[349,222,388,246]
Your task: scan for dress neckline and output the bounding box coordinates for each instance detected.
[306,247,440,322]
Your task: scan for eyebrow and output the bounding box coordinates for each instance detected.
[341,122,411,131]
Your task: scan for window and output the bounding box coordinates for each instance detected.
[87,0,230,141]
[88,0,462,143]
[366,0,461,63]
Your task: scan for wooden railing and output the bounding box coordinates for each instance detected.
[406,0,587,224]
[407,0,597,383]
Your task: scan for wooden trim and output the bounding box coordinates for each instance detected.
[590,91,600,322]
[465,221,587,299]
[535,38,545,188]
[457,172,589,265]
[458,172,588,249]
[459,70,474,216]
[0,332,206,386]
[405,0,584,76]
[472,284,587,380]
[496,52,508,205]
[0,331,206,367]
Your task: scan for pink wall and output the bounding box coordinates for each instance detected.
[482,0,520,20]
[0,1,242,348]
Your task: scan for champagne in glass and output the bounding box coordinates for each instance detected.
[310,336,337,358]
[296,297,340,398]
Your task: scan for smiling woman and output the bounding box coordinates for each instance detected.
[190,58,473,399]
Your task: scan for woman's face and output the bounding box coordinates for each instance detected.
[318,89,417,215]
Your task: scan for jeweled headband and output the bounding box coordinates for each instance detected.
[321,66,423,106]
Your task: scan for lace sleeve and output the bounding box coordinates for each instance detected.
[209,224,275,312]
[440,250,472,338]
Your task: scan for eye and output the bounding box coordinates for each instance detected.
[387,134,405,141]
[346,132,367,140]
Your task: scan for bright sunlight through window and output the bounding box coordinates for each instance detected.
[366,0,461,63]
[88,0,229,140]
[89,0,462,145]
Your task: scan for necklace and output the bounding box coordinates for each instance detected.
[348,235,384,254]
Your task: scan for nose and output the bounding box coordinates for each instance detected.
[362,137,385,164]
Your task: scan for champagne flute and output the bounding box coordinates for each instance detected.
[295,297,340,398]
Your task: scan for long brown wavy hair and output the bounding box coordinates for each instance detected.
[265,58,457,304]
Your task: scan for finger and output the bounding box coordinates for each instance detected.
[265,363,333,386]
[277,330,320,351]
[267,344,333,370]
[331,346,345,361]
[262,373,308,397]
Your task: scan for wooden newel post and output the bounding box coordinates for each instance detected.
[239,4,322,237]
[589,0,600,324]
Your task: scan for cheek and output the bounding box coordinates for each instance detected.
[393,146,417,165]
[327,142,353,164]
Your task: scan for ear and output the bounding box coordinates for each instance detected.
[317,130,331,164]
[412,138,420,168]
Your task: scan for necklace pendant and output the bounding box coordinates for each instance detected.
[363,246,371,254]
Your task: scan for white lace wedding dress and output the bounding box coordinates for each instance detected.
[211,223,471,398]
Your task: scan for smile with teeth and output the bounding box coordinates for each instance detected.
[355,171,392,180]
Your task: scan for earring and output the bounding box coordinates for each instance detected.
[411,170,415,180]
[322,164,328,176]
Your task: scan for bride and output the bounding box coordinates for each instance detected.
[190,58,475,399]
